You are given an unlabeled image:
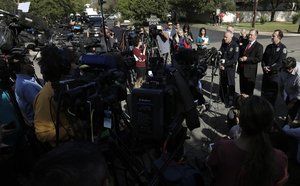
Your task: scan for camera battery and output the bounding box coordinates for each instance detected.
[131,88,164,141]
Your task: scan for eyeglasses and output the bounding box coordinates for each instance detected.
[168,24,172,26]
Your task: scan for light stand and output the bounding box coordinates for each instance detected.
[99,0,108,52]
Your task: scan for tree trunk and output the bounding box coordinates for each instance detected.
[252,0,258,28]
[270,10,275,22]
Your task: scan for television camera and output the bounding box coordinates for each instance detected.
[131,48,220,144]
[0,9,49,53]
[51,52,129,142]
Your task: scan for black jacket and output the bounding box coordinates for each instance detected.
[262,42,287,74]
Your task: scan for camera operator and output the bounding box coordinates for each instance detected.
[111,21,124,47]
[10,53,42,123]
[127,25,137,51]
[156,25,172,65]
[219,31,239,107]
[33,46,75,146]
[138,26,150,46]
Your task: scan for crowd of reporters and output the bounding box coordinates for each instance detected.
[1,9,300,185]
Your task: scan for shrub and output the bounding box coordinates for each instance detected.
[260,14,268,24]
[292,13,300,24]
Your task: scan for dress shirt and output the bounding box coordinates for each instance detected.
[15,74,42,122]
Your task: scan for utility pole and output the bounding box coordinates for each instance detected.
[252,0,258,28]
[99,0,108,52]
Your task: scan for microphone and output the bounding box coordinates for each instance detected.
[210,47,218,54]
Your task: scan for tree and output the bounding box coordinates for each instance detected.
[26,0,88,23]
[0,0,17,13]
[259,0,296,21]
[117,0,168,21]
[285,0,300,11]
[168,0,235,20]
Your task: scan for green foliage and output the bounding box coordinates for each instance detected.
[169,0,235,15]
[292,13,300,24]
[117,0,236,23]
[284,0,300,11]
[72,0,90,13]
[117,0,168,22]
[220,0,236,11]
[28,0,89,23]
[234,21,298,32]
[0,0,17,13]
[260,14,268,24]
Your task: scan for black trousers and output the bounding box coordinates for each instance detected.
[219,68,235,103]
[239,70,255,95]
[261,73,279,107]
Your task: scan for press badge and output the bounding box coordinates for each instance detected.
[104,110,112,129]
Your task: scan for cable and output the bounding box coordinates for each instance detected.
[86,100,95,142]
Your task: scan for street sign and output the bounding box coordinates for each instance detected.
[146,15,160,25]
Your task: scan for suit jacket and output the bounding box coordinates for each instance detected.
[237,41,263,80]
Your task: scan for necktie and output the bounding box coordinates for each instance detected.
[243,42,251,55]
[245,42,251,50]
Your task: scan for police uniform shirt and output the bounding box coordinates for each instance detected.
[220,41,239,68]
[262,42,287,73]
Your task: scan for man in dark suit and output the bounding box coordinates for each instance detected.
[237,29,263,95]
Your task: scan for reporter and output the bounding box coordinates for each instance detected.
[132,37,147,88]
[279,57,300,123]
[33,46,75,146]
[207,96,288,186]
[12,55,42,123]
[282,124,300,164]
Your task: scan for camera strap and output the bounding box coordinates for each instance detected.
[172,69,200,130]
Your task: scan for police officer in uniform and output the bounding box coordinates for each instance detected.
[261,29,287,107]
[219,31,240,107]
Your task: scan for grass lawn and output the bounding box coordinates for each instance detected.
[234,22,298,33]
[192,22,299,33]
